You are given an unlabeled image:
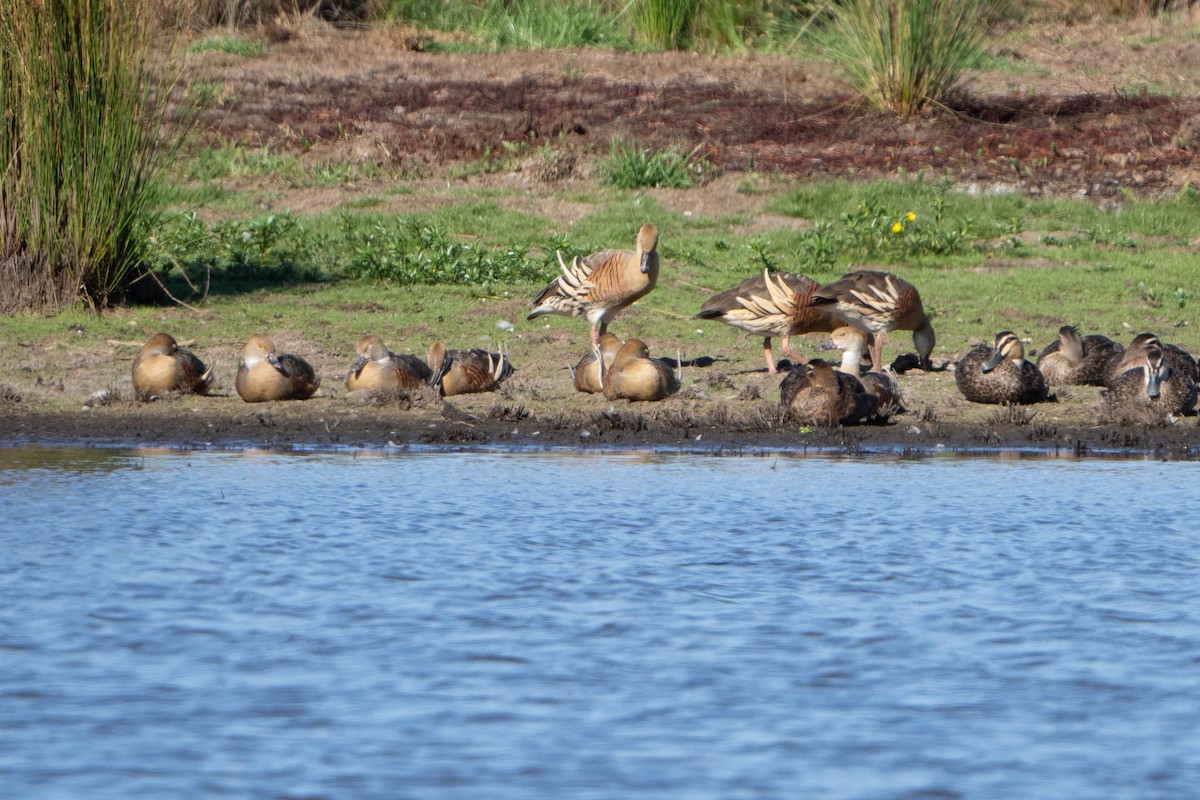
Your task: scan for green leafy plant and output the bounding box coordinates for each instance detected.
[599,137,712,189]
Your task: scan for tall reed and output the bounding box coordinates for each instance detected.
[0,0,177,311]
[823,0,992,115]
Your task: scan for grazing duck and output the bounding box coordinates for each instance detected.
[572,333,623,394]
[780,358,878,426]
[808,270,935,372]
[345,335,431,394]
[1103,347,1197,422]
[693,270,842,374]
[528,224,659,346]
[859,370,905,422]
[131,333,214,398]
[427,342,514,397]
[829,326,870,375]
[1104,332,1199,388]
[955,331,1048,405]
[236,334,320,402]
[601,338,681,402]
[1036,325,1123,386]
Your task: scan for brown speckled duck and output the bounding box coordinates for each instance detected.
[1103,347,1197,422]
[345,335,431,394]
[780,358,878,426]
[859,370,905,423]
[808,270,935,372]
[955,331,1048,405]
[1036,325,1123,386]
[693,270,842,374]
[235,334,320,402]
[1103,332,1199,388]
[131,333,214,398]
[601,338,681,402]
[528,224,659,346]
[427,342,514,397]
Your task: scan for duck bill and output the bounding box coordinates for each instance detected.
[981,348,1004,374]
[640,253,651,274]
[352,355,369,379]
[1145,368,1162,399]
[268,353,288,376]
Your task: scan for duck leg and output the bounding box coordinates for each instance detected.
[870,332,886,373]
[780,335,806,367]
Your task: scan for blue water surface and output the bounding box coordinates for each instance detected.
[1,446,1198,799]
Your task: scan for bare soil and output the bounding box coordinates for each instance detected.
[6,16,1200,457]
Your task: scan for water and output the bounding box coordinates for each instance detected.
[2,445,1199,800]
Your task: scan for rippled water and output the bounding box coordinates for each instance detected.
[2,446,1199,799]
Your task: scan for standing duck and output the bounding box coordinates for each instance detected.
[131,333,214,398]
[527,224,659,346]
[345,335,431,394]
[235,334,320,402]
[1104,332,1199,388]
[1036,325,1123,386]
[780,358,878,426]
[693,270,842,374]
[807,270,935,372]
[1103,346,1197,422]
[427,342,514,397]
[601,338,681,402]
[955,331,1048,405]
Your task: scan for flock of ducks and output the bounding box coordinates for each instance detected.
[130,223,1199,426]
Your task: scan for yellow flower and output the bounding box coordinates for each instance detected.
[891,222,904,234]
[906,211,916,222]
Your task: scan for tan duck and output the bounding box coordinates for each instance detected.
[601,338,681,402]
[693,270,842,374]
[808,270,935,372]
[572,333,623,394]
[955,331,1048,405]
[829,325,870,375]
[131,333,214,398]
[427,341,514,397]
[1036,325,1123,386]
[527,224,659,345]
[235,334,320,402]
[345,335,431,394]
[1103,347,1198,422]
[1103,332,1199,388]
[779,358,878,427]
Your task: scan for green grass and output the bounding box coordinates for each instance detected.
[186,36,267,56]
[599,137,711,189]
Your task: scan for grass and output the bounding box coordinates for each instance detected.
[599,137,712,189]
[186,36,267,56]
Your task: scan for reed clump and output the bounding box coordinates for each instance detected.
[0,0,178,312]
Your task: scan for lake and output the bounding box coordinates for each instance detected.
[2,445,1198,799]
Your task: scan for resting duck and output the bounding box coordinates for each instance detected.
[955,331,1048,405]
[427,342,513,397]
[829,326,870,375]
[1103,346,1197,422]
[859,370,905,422]
[693,270,842,374]
[808,269,935,372]
[528,224,659,346]
[235,334,320,402]
[131,333,214,398]
[1036,325,1123,386]
[1104,332,1199,388]
[572,333,624,394]
[601,338,681,402]
[780,358,878,426]
[345,335,431,394]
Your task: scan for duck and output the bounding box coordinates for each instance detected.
[955,331,1048,405]
[859,370,905,422]
[807,269,935,372]
[1036,325,1123,386]
[235,334,320,402]
[1103,332,1199,388]
[572,332,623,394]
[780,358,878,426]
[427,341,514,397]
[693,270,842,374]
[527,224,659,346]
[601,338,681,402]
[1103,346,1197,422]
[131,333,214,398]
[345,335,431,394]
[829,325,870,375]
